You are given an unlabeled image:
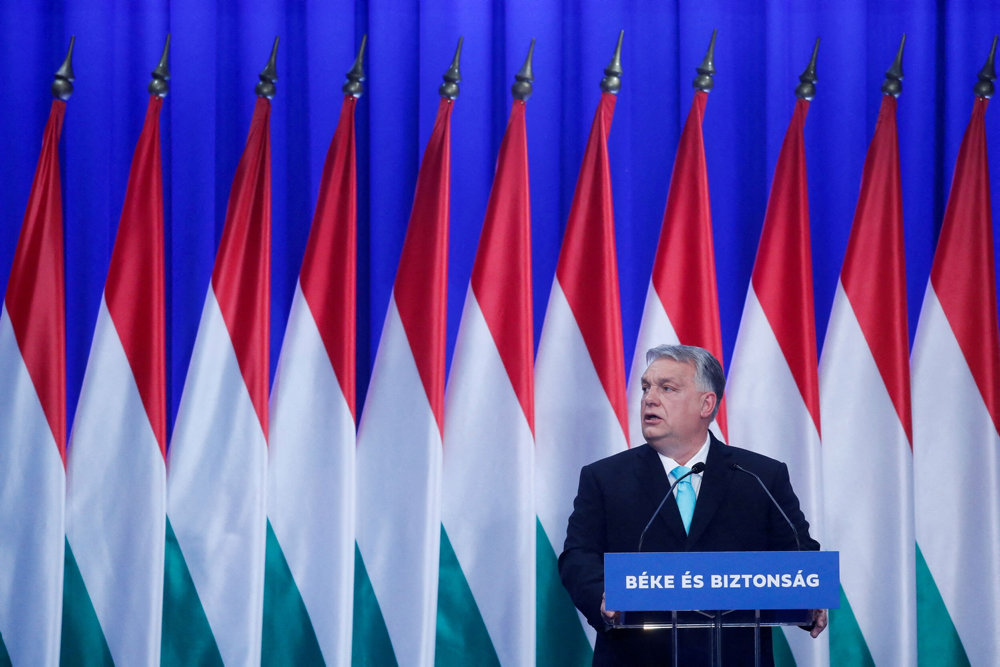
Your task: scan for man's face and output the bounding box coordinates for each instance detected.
[639,357,716,452]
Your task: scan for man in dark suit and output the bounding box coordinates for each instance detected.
[559,344,827,665]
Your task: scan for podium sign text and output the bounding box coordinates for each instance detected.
[604,551,839,611]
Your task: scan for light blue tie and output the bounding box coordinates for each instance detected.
[672,465,696,533]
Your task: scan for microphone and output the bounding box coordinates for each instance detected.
[729,463,801,551]
[637,462,706,551]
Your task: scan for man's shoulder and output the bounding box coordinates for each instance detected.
[711,438,788,473]
[582,443,654,474]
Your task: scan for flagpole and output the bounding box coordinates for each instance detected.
[600,30,623,94]
[256,37,279,99]
[693,29,716,92]
[795,38,819,101]
[973,35,997,98]
[440,37,462,100]
[343,34,367,99]
[149,34,170,97]
[52,36,75,100]
[882,34,906,98]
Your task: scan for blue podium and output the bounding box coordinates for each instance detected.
[604,551,839,666]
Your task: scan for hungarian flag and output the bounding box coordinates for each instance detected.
[265,92,359,665]
[726,97,827,665]
[354,96,453,666]
[0,98,67,667]
[627,90,727,444]
[912,96,1000,665]
[162,96,272,665]
[820,94,916,665]
[64,95,167,666]
[535,91,627,664]
[438,97,534,665]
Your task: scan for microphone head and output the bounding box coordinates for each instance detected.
[691,462,706,474]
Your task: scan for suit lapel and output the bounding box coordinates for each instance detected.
[686,434,735,546]
[634,444,688,546]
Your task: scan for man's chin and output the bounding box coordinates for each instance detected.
[640,429,663,445]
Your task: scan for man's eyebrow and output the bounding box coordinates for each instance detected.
[644,376,680,384]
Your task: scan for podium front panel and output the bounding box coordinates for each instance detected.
[604,551,839,612]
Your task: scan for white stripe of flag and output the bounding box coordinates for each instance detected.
[535,282,627,647]
[269,280,355,663]
[912,289,1000,664]
[0,305,65,666]
[820,282,916,665]
[66,298,166,665]
[442,289,534,665]
[728,287,826,665]
[167,287,268,665]
[356,296,443,665]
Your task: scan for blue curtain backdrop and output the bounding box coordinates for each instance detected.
[0,1,998,441]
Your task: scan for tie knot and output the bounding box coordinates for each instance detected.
[672,465,691,481]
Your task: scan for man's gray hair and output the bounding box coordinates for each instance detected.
[645,344,725,419]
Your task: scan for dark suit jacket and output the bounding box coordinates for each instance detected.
[558,434,819,666]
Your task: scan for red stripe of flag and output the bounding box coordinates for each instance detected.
[105,96,167,455]
[650,91,727,436]
[299,95,358,419]
[840,95,912,443]
[5,99,67,460]
[555,92,628,439]
[470,100,533,433]
[393,98,454,436]
[751,99,821,433]
[930,97,1000,432]
[212,97,272,435]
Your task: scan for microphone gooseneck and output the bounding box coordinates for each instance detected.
[637,461,706,551]
[729,463,801,551]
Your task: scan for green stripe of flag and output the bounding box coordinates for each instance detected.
[434,526,500,666]
[772,625,796,667]
[916,545,969,666]
[161,518,223,666]
[352,544,397,666]
[0,629,10,667]
[829,585,875,667]
[536,519,592,666]
[60,539,113,666]
[262,520,325,665]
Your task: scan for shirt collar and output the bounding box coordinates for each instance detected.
[657,432,710,479]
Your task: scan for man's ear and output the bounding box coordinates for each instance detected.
[700,392,718,419]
